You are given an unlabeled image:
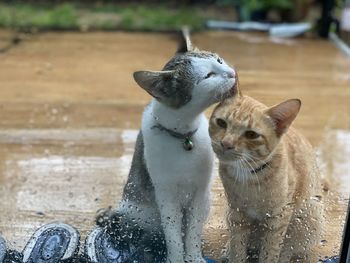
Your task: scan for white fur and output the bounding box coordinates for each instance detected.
[143,105,212,263]
[136,56,235,263]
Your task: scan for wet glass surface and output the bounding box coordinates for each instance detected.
[0,31,349,261]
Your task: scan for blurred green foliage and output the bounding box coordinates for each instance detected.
[114,5,203,31]
[0,3,78,29]
[0,2,207,31]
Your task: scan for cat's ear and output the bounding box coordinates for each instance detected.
[266,99,301,136]
[133,70,175,99]
[177,26,197,53]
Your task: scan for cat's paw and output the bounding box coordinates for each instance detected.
[220,256,229,263]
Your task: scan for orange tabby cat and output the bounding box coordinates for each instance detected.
[209,93,323,262]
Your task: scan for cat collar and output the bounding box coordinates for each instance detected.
[250,162,270,174]
[151,124,198,151]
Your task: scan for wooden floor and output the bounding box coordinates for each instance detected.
[0,30,349,261]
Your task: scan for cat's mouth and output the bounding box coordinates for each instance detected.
[222,84,237,100]
[229,84,237,96]
[223,80,238,99]
[213,147,240,162]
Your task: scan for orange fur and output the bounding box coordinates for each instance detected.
[209,94,324,263]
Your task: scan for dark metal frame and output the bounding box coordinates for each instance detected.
[340,198,350,263]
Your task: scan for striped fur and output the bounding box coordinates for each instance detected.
[209,94,324,262]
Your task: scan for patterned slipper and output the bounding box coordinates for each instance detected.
[83,226,215,263]
[22,222,80,263]
[83,227,143,263]
[84,226,169,263]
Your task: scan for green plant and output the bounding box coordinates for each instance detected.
[49,4,78,29]
[0,2,210,31]
[0,3,78,29]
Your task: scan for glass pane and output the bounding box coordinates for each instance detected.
[0,2,349,263]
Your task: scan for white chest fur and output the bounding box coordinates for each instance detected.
[142,102,214,203]
[139,101,214,262]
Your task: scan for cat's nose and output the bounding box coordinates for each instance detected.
[221,140,235,151]
[226,70,235,79]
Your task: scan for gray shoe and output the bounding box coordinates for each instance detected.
[83,227,138,263]
[22,222,80,263]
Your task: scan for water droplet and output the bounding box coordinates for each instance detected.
[320,239,328,246]
[311,195,322,202]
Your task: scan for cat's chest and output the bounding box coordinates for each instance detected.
[228,190,272,220]
[142,123,213,186]
[222,172,286,220]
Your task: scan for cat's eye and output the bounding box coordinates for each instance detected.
[205,72,216,79]
[244,130,260,139]
[216,118,227,129]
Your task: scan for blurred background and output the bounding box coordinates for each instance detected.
[0,0,348,37]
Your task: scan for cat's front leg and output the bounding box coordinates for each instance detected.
[184,191,209,263]
[155,189,186,263]
[259,210,293,263]
[227,211,250,263]
[227,225,250,263]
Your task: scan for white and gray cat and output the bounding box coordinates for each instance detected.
[97,30,236,263]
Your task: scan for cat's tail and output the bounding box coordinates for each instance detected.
[177,26,197,53]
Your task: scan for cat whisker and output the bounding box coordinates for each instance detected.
[232,153,263,194]
[241,155,261,194]
[240,152,264,162]
[235,158,244,184]
[237,157,249,188]
[231,161,239,185]
[243,153,273,171]
[239,157,258,197]
[212,142,244,160]
[234,158,241,181]
[241,153,262,168]
[242,152,271,167]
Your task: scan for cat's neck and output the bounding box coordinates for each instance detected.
[221,143,285,182]
[150,99,204,134]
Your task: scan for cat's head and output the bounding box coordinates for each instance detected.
[209,95,301,164]
[133,30,237,112]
